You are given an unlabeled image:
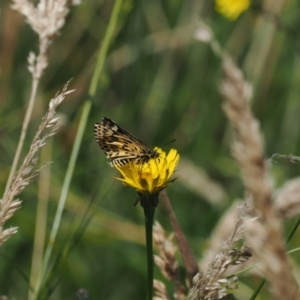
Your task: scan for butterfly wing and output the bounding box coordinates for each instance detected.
[94,117,149,166]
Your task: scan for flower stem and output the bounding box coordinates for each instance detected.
[141,193,158,299]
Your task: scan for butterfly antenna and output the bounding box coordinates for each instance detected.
[163,139,176,147]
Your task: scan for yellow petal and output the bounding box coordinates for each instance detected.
[113,147,180,194]
[215,0,250,20]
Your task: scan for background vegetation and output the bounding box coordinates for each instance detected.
[1,0,300,299]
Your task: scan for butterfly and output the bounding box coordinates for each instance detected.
[94,117,159,167]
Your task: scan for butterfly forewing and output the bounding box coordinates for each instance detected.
[94,117,159,167]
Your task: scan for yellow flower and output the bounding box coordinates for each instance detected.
[215,0,251,20]
[114,148,180,194]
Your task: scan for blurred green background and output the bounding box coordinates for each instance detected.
[1,0,300,299]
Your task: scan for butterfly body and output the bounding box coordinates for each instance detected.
[94,117,159,167]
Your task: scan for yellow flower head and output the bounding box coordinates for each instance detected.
[215,0,250,20]
[114,148,180,194]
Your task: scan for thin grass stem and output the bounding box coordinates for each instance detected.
[32,0,124,298]
[4,78,39,197]
[29,140,53,300]
[89,0,123,95]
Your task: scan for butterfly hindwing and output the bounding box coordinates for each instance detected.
[94,117,159,167]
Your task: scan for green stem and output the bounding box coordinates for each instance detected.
[249,279,266,300]
[32,0,123,299]
[286,216,300,243]
[141,193,157,300]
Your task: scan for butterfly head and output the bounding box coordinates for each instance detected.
[149,148,160,160]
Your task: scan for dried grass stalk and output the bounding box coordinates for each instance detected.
[153,222,186,300]
[0,84,73,245]
[153,279,169,300]
[188,203,250,300]
[220,57,299,299]
[11,0,71,79]
[161,191,198,285]
[275,177,300,219]
[200,201,247,271]
[5,0,75,201]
